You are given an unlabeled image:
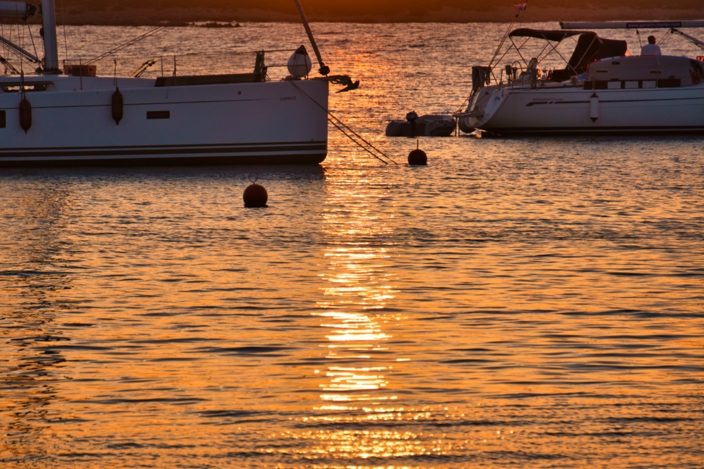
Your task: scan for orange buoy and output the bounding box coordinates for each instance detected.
[243,183,268,208]
[19,96,31,133]
[111,88,124,125]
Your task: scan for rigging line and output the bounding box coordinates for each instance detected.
[489,22,515,69]
[326,114,389,164]
[288,80,398,165]
[328,111,397,165]
[328,112,395,165]
[153,48,296,60]
[0,23,5,71]
[80,48,296,65]
[87,26,164,64]
[488,3,529,69]
[328,118,390,165]
[62,24,69,66]
[15,21,23,70]
[455,5,528,120]
[326,110,391,158]
[454,94,470,115]
[25,22,38,64]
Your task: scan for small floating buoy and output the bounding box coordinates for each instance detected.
[408,140,427,166]
[112,87,124,125]
[19,96,32,133]
[408,149,427,165]
[243,183,268,208]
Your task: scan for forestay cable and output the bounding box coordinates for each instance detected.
[87,26,164,64]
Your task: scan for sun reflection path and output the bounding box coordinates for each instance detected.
[318,309,391,405]
[304,245,433,461]
[316,247,396,407]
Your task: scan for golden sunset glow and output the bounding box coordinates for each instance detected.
[1,3,703,466]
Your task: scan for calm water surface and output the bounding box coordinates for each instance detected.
[1,23,703,468]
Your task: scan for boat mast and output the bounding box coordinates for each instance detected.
[292,0,329,76]
[40,0,59,73]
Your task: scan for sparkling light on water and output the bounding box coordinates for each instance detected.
[1,22,703,467]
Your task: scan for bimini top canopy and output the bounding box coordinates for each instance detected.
[508,28,627,74]
[509,28,593,42]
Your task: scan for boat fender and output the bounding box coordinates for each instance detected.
[589,92,599,122]
[287,45,312,79]
[19,96,31,133]
[112,88,124,125]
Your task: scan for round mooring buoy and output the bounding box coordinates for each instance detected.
[408,148,427,166]
[243,183,268,208]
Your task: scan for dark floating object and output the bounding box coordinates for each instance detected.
[408,148,428,166]
[386,112,456,137]
[243,183,268,208]
[19,96,32,133]
[112,88,124,125]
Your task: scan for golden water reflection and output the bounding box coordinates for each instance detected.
[309,240,429,461]
[316,246,395,399]
[0,185,71,464]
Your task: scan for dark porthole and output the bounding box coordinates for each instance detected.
[147,110,170,119]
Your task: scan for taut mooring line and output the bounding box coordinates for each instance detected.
[289,80,398,165]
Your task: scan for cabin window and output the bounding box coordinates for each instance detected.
[147,110,170,119]
[583,80,609,90]
[0,110,5,128]
[1,83,50,93]
[657,78,681,88]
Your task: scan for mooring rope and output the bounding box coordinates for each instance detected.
[289,79,398,165]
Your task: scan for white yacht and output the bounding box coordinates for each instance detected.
[0,0,349,166]
[459,20,704,136]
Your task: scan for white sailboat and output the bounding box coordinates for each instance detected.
[459,20,704,136]
[0,0,349,166]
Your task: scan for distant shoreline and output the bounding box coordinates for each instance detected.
[52,7,704,26]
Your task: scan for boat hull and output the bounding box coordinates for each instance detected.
[0,77,328,166]
[464,84,704,136]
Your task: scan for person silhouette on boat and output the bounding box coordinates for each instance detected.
[641,35,662,56]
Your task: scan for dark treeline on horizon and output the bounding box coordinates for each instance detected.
[53,0,703,23]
